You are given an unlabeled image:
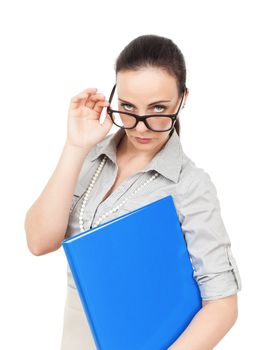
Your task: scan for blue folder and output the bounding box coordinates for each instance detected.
[62,195,202,350]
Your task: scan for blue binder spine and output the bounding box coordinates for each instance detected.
[62,242,102,350]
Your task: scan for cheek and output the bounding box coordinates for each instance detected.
[157,132,170,141]
[157,133,171,147]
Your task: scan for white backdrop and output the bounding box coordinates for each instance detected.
[0,0,262,349]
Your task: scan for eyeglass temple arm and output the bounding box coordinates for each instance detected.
[108,83,117,104]
[169,88,187,137]
[176,88,186,115]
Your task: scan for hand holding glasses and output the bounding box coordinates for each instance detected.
[106,84,186,132]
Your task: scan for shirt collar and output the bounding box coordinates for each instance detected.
[89,127,183,183]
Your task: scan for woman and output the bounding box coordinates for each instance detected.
[25,34,242,350]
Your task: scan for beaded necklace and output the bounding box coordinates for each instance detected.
[78,155,159,231]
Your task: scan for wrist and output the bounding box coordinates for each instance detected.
[63,141,92,160]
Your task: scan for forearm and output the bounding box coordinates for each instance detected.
[25,142,90,255]
[167,295,238,350]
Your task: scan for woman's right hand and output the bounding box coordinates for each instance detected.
[66,87,114,151]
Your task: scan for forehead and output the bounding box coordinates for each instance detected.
[116,68,179,100]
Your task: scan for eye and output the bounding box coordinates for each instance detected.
[154,105,167,113]
[121,103,133,111]
[121,103,167,113]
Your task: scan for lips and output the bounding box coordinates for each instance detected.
[135,137,151,140]
[134,136,153,144]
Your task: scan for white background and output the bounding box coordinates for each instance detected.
[0,0,262,349]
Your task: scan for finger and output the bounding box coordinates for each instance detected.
[93,100,110,115]
[89,93,106,100]
[80,88,97,95]
[83,87,97,92]
[70,88,98,104]
[85,93,106,109]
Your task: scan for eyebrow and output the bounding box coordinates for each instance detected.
[118,98,171,106]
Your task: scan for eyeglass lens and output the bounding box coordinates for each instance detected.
[111,111,173,131]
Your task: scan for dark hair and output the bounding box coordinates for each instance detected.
[114,34,187,137]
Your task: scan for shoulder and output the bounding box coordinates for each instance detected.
[84,132,113,162]
[172,151,222,222]
[82,132,113,168]
[93,132,113,151]
[176,151,217,197]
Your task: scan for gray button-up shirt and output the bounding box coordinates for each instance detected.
[61,127,242,348]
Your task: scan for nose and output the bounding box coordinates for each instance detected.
[135,120,148,133]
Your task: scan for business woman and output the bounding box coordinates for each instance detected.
[25,34,242,350]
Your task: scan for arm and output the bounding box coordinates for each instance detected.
[24,142,90,256]
[168,168,242,349]
[168,294,238,350]
[24,88,112,256]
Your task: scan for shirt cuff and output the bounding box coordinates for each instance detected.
[197,262,242,301]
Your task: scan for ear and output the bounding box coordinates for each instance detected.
[182,87,189,108]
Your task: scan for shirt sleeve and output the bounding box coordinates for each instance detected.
[177,169,242,301]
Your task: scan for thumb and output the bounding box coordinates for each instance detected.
[102,111,114,130]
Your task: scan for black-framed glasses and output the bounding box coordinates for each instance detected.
[106,83,186,132]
